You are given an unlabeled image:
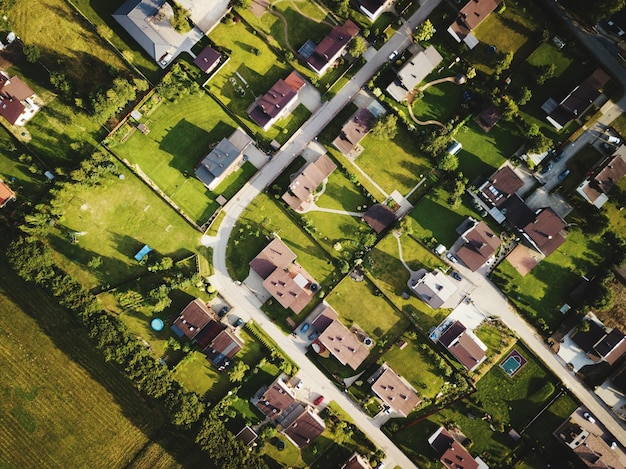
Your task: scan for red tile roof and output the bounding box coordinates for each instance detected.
[0,73,35,101]
[249,237,297,279]
[314,306,369,370]
[173,299,213,340]
[263,266,315,314]
[282,406,326,448]
[449,0,501,42]
[429,427,479,469]
[371,366,420,417]
[523,207,567,256]
[456,220,501,271]
[248,72,304,129]
[306,20,360,74]
[438,321,486,371]
[282,154,337,211]
[0,181,16,207]
[480,166,524,207]
[255,378,297,420]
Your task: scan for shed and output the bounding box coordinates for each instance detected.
[447,140,462,155]
[134,244,153,261]
[434,244,446,255]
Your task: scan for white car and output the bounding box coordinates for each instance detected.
[295,379,304,390]
[388,50,398,61]
[607,136,621,145]
[446,252,459,263]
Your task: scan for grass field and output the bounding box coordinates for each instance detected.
[47,165,202,289]
[113,89,243,224]
[412,80,464,124]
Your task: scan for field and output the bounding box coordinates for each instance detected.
[0,129,48,203]
[112,89,243,224]
[411,80,464,124]
[47,165,202,290]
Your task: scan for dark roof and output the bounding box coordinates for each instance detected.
[173,299,213,340]
[612,362,626,394]
[478,103,502,131]
[193,319,224,349]
[430,427,479,469]
[438,321,466,347]
[203,329,243,365]
[235,426,258,446]
[523,207,567,256]
[342,452,372,469]
[0,96,25,125]
[333,107,375,155]
[594,328,626,364]
[255,379,297,420]
[359,0,385,16]
[249,237,297,279]
[587,149,626,200]
[311,304,338,332]
[307,20,360,74]
[449,0,502,42]
[248,72,305,128]
[362,204,396,233]
[193,46,221,73]
[549,69,611,126]
[480,166,524,207]
[282,406,326,448]
[282,155,337,211]
[456,220,501,271]
[500,194,535,228]
[572,321,606,353]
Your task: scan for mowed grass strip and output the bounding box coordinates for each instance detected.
[0,261,161,469]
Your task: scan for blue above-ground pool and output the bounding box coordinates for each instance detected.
[151,318,164,332]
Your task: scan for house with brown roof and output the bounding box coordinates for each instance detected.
[281,404,326,448]
[411,270,457,310]
[235,426,258,447]
[195,127,256,190]
[250,238,318,314]
[386,45,443,102]
[311,305,370,370]
[477,103,502,132]
[369,365,421,417]
[193,45,222,74]
[357,0,395,22]
[438,321,487,371]
[341,452,372,469]
[247,71,306,131]
[253,376,298,421]
[429,426,487,469]
[546,69,611,130]
[203,328,244,368]
[0,71,40,126]
[362,204,396,233]
[522,207,567,257]
[447,0,502,49]
[282,154,337,211]
[0,181,16,208]
[479,165,524,208]
[171,298,214,340]
[332,107,376,156]
[455,218,501,271]
[571,316,626,367]
[577,144,626,208]
[306,20,360,76]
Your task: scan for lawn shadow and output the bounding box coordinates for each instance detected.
[159,119,212,163]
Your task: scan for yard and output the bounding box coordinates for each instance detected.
[326,276,410,343]
[411,80,464,125]
[112,88,244,224]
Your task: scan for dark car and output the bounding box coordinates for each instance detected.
[308,331,319,341]
[234,318,244,327]
[271,437,286,451]
[540,162,553,174]
[218,306,230,318]
[451,271,462,281]
[558,169,571,181]
[553,151,565,162]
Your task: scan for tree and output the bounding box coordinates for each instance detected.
[23,44,41,63]
[334,421,354,445]
[494,51,514,77]
[229,361,250,383]
[338,259,350,274]
[170,2,192,33]
[50,72,72,97]
[517,86,532,106]
[349,36,368,57]
[501,96,519,121]
[165,383,204,426]
[371,115,398,140]
[526,129,553,154]
[438,152,458,172]
[536,64,556,85]
[414,20,435,42]
[466,66,476,79]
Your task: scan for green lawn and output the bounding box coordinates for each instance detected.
[46,165,202,289]
[366,232,449,329]
[357,126,434,196]
[264,104,312,145]
[314,168,372,211]
[326,276,410,343]
[412,80,464,124]
[112,90,241,224]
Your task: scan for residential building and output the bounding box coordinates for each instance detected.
[195,127,254,190]
[411,270,457,309]
[247,71,306,131]
[0,71,40,126]
[571,317,626,366]
[282,154,337,212]
[203,328,244,368]
[362,204,396,233]
[306,20,360,76]
[386,45,443,102]
[478,165,524,210]
[455,218,501,272]
[235,426,258,447]
[113,0,202,67]
[193,45,222,74]
[281,404,326,448]
[577,144,626,208]
[332,107,376,156]
[254,376,298,421]
[341,452,373,469]
[522,207,567,257]
[250,238,318,314]
[477,104,502,132]
[0,180,16,208]
[545,69,611,130]
[357,0,395,22]
[370,365,421,417]
[171,298,213,340]
[311,305,370,370]
[429,426,488,469]
[447,0,502,49]
[438,321,487,371]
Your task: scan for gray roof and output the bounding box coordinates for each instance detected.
[386,45,443,101]
[195,136,243,187]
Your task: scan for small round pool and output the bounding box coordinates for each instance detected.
[151,318,164,331]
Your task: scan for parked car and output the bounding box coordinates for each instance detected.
[308,331,319,341]
[218,306,230,318]
[558,169,571,181]
[234,318,244,327]
[607,135,621,144]
[451,271,462,281]
[295,379,304,390]
[446,252,459,263]
[540,162,553,174]
[388,50,398,61]
[553,151,565,162]
[313,395,324,405]
[300,322,310,333]
[583,412,596,424]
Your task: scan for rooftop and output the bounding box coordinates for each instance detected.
[456,219,501,271]
[0,181,16,207]
[449,0,502,43]
[282,154,337,211]
[332,107,376,155]
[314,306,370,370]
[255,377,297,420]
[479,166,524,207]
[193,45,221,73]
[523,207,567,257]
[371,366,421,417]
[362,204,396,233]
[248,71,305,128]
[429,426,480,469]
[412,270,457,310]
[306,20,360,74]
[282,405,326,448]
[172,299,213,340]
[386,45,443,101]
[263,266,316,314]
[249,237,297,279]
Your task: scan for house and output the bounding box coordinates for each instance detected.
[438,321,487,371]
[203,328,244,368]
[477,104,502,132]
[254,376,298,421]
[250,238,318,314]
[577,145,626,208]
[341,452,372,469]
[247,71,306,131]
[362,204,396,233]
[479,166,524,208]
[429,426,488,469]
[193,45,222,74]
[0,181,16,208]
[282,154,337,212]
[0,71,40,126]
[311,305,370,370]
[332,107,376,156]
[235,426,258,447]
[281,404,326,448]
[195,127,254,190]
[113,0,202,67]
[386,45,443,102]
[571,316,626,366]
[447,0,502,49]
[522,207,567,257]
[171,298,213,340]
[357,0,395,22]
[411,270,457,309]
[306,20,360,76]
[370,365,420,417]
[546,69,611,130]
[455,218,501,271]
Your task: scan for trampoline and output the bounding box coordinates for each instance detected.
[500,349,527,377]
[151,318,164,332]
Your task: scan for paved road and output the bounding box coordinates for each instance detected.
[210,0,442,467]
